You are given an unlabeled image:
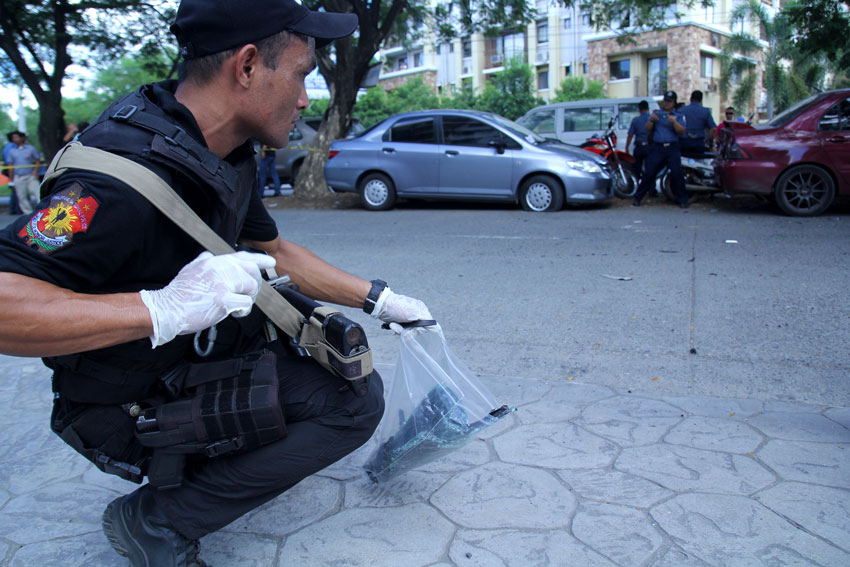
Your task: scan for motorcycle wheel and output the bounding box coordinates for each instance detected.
[612,167,638,198]
[608,155,638,199]
[660,173,676,202]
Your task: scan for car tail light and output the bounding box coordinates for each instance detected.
[725,143,751,159]
[328,150,340,160]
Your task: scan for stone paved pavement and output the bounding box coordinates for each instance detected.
[1,354,849,567]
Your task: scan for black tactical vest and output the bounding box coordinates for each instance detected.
[46,82,260,404]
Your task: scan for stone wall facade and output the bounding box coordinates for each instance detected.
[379,70,438,92]
[588,25,764,113]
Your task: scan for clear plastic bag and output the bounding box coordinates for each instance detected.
[363,323,513,483]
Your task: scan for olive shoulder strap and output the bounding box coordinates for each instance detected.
[42,142,304,338]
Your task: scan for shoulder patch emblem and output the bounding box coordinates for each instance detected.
[18,184,100,254]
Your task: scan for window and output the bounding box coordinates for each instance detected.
[565,65,572,76]
[462,38,472,58]
[563,107,603,132]
[609,59,630,81]
[537,70,549,90]
[700,55,714,79]
[443,116,502,148]
[648,56,668,96]
[390,116,436,143]
[537,21,549,44]
[819,97,850,132]
[582,62,588,74]
[413,51,422,67]
[617,103,641,129]
[581,13,591,26]
[522,109,556,134]
[564,16,572,29]
[495,32,525,61]
[397,57,408,71]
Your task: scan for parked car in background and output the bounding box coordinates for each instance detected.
[517,96,661,149]
[324,109,613,212]
[269,117,365,183]
[715,89,850,216]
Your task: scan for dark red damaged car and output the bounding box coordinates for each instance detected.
[715,89,850,216]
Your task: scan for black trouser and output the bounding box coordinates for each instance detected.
[631,143,648,182]
[633,142,687,205]
[55,355,384,540]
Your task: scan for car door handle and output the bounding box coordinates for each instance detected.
[382,147,396,154]
[826,137,847,143]
[445,150,459,156]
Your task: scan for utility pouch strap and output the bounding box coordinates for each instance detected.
[42,143,373,381]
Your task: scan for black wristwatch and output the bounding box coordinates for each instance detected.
[363,279,388,314]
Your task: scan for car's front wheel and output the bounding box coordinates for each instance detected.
[519,175,564,212]
[359,173,397,210]
[774,165,835,217]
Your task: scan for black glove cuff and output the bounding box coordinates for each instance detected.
[363,279,387,314]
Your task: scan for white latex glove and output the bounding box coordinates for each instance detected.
[140,251,277,347]
[371,287,433,334]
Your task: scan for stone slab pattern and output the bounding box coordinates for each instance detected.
[0,361,849,566]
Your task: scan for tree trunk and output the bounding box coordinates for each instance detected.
[35,90,66,161]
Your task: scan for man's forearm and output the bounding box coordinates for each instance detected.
[0,272,152,357]
[244,237,370,308]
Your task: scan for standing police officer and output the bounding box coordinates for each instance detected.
[678,90,716,155]
[0,1,432,565]
[625,100,651,185]
[632,90,689,208]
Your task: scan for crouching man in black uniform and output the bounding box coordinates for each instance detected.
[0,1,432,565]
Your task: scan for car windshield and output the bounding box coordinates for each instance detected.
[488,114,547,144]
[768,93,827,127]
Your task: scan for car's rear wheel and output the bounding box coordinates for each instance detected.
[359,173,397,210]
[774,165,835,217]
[519,175,564,212]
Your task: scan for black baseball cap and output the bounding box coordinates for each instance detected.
[170,0,359,59]
[663,90,678,102]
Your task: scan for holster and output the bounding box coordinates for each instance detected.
[135,349,286,489]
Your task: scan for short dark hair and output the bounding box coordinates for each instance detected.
[690,90,703,102]
[178,30,313,86]
[725,106,735,113]
[638,100,649,111]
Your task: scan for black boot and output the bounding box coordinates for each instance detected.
[102,486,207,567]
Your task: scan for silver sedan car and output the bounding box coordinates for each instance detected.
[324,109,613,212]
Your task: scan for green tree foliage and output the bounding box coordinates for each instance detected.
[476,57,542,120]
[552,77,606,102]
[719,0,796,119]
[440,83,479,110]
[353,78,439,126]
[783,0,850,74]
[62,52,176,126]
[0,0,177,160]
[0,104,15,135]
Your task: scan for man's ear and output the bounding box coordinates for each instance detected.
[233,44,261,88]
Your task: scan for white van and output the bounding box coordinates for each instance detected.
[517,96,662,151]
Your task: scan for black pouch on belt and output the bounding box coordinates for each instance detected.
[135,349,286,488]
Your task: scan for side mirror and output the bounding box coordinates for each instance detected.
[488,136,507,154]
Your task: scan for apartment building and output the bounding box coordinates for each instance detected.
[377,1,774,119]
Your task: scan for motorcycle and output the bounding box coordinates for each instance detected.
[658,145,723,202]
[580,115,638,199]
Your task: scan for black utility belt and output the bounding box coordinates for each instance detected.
[654,142,677,147]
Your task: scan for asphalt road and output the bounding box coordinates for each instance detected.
[1,194,847,406]
[265,195,850,407]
